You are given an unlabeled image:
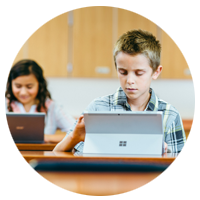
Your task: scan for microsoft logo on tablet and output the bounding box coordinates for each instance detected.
[119,141,127,147]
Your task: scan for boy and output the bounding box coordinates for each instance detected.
[54,29,186,153]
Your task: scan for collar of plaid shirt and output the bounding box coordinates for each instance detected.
[113,87,159,111]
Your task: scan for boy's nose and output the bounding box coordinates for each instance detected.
[127,74,135,85]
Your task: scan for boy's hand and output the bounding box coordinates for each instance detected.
[53,115,86,152]
[164,142,168,153]
[70,115,86,143]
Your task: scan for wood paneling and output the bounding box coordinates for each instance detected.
[27,13,68,77]
[12,6,25,65]
[117,9,157,38]
[72,7,113,78]
[112,9,158,78]
[11,7,191,79]
[161,6,192,79]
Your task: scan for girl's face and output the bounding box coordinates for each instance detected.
[12,74,39,106]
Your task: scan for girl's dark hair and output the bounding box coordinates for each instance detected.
[5,59,51,112]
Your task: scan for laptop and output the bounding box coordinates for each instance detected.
[83,111,164,156]
[6,113,45,143]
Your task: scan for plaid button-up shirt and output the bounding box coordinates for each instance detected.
[71,87,186,153]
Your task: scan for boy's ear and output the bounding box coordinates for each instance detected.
[152,65,162,80]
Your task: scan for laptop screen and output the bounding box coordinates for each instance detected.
[6,113,45,143]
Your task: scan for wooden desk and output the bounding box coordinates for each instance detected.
[16,143,57,151]
[16,151,192,166]
[16,133,65,151]
[21,151,177,195]
[16,171,192,196]
[183,119,193,138]
[182,119,193,131]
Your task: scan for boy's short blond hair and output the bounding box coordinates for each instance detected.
[113,29,161,72]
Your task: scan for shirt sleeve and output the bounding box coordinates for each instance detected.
[54,103,76,132]
[165,113,186,153]
[45,102,75,134]
[5,98,8,112]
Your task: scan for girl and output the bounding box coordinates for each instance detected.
[5,59,75,139]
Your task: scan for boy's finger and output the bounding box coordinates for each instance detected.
[78,115,84,123]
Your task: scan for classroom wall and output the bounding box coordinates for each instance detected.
[47,78,194,119]
[13,8,191,80]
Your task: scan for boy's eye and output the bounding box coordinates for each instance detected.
[119,69,127,75]
[136,71,144,76]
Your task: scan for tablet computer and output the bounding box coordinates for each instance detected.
[6,113,45,143]
[83,111,164,156]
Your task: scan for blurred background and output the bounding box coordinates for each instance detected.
[12,6,194,123]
